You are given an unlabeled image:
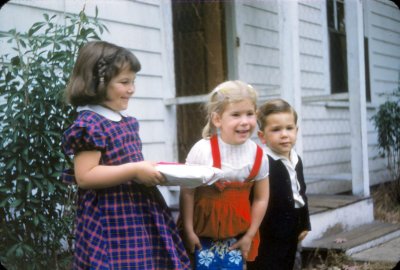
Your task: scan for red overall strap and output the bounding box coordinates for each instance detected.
[210,135,263,180]
[210,135,221,168]
[245,145,263,182]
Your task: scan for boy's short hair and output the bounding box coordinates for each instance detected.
[257,98,298,130]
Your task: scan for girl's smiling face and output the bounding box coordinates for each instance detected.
[212,98,257,145]
[103,67,136,112]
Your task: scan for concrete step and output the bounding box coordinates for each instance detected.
[303,221,400,255]
[306,174,352,194]
[350,235,400,263]
[303,194,374,246]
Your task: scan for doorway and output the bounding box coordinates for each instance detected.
[172,1,227,162]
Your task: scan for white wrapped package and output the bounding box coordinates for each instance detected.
[156,163,224,188]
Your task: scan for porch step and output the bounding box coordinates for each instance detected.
[350,234,400,263]
[303,194,374,246]
[306,174,352,194]
[303,221,400,256]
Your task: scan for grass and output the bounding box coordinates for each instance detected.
[301,180,400,270]
[302,249,396,270]
[372,181,400,224]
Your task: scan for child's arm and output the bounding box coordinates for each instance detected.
[179,187,201,253]
[298,230,308,241]
[230,177,269,259]
[74,150,165,189]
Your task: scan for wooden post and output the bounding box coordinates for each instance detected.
[345,0,370,196]
[279,0,303,157]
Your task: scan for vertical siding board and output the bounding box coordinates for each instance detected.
[235,0,280,94]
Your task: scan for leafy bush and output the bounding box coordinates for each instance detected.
[0,7,107,269]
[371,84,400,203]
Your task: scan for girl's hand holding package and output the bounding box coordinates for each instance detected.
[132,161,165,186]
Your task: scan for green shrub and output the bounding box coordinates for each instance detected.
[371,84,400,203]
[0,6,107,269]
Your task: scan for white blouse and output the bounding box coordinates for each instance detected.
[186,136,269,182]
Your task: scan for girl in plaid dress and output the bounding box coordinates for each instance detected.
[179,81,270,269]
[62,41,191,269]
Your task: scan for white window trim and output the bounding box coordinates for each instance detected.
[164,94,208,106]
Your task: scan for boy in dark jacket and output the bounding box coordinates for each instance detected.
[248,99,311,270]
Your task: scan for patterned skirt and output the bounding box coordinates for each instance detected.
[73,183,191,269]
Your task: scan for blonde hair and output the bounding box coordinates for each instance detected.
[202,80,258,138]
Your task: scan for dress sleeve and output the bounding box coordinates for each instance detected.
[254,149,269,181]
[62,120,107,155]
[185,139,213,166]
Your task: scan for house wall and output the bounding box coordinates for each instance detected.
[298,0,398,185]
[233,0,281,100]
[0,0,179,204]
[365,0,400,184]
[0,0,176,162]
[1,0,399,194]
[231,0,399,186]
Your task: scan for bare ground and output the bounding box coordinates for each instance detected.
[302,180,400,270]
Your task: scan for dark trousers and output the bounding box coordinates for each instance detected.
[247,208,303,270]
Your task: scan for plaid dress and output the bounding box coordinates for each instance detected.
[62,110,191,270]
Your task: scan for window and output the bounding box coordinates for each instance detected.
[327,0,348,94]
[327,0,371,101]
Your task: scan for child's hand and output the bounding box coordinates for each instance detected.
[298,230,308,242]
[183,230,201,253]
[132,161,165,186]
[229,234,252,260]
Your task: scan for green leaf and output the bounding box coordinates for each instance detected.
[0,5,106,267]
[0,196,10,208]
[10,199,23,208]
[11,56,20,66]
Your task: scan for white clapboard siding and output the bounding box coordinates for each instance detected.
[246,46,279,67]
[302,134,350,152]
[298,0,399,183]
[128,98,165,120]
[100,24,163,54]
[299,38,324,57]
[245,65,281,86]
[368,0,400,104]
[302,103,352,118]
[298,0,327,98]
[65,1,162,29]
[372,53,400,73]
[137,120,165,143]
[141,142,168,162]
[301,102,352,176]
[299,55,325,74]
[0,0,175,163]
[235,0,281,95]
[305,148,352,174]
[134,76,164,98]
[0,5,65,56]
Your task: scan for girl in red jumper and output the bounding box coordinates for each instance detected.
[179,80,270,269]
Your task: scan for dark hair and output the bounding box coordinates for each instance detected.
[65,41,141,106]
[257,98,298,131]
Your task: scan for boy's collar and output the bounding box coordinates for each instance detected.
[77,105,128,121]
[265,147,298,164]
